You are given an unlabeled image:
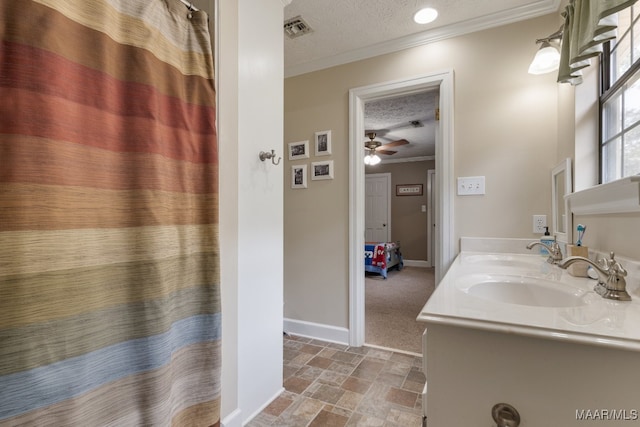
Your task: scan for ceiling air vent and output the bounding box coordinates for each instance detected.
[284,16,313,39]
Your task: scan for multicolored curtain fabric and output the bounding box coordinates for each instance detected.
[0,1,220,425]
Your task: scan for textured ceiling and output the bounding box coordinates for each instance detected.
[284,0,560,160]
[364,90,438,159]
[284,0,559,75]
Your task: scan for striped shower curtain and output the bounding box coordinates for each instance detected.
[0,1,220,426]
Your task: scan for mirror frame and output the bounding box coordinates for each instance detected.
[551,158,572,243]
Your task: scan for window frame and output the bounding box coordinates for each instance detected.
[599,6,640,183]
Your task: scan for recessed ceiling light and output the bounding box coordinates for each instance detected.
[414,7,438,24]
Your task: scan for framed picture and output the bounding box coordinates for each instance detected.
[288,140,309,160]
[314,130,332,156]
[291,164,307,189]
[311,160,334,180]
[396,184,423,196]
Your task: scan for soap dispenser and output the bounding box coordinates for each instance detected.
[540,227,555,255]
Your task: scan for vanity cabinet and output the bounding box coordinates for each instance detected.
[418,245,640,426]
[423,323,640,426]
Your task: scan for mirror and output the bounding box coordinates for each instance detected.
[551,158,572,243]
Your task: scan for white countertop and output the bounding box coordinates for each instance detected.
[418,251,640,352]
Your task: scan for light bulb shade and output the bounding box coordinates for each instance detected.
[528,42,560,75]
[364,153,381,165]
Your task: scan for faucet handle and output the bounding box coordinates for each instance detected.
[597,252,624,273]
[603,252,627,278]
[599,252,631,301]
[559,252,631,301]
[548,241,563,262]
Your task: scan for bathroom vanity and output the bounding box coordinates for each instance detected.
[418,239,640,426]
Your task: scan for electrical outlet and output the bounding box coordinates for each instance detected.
[533,215,547,234]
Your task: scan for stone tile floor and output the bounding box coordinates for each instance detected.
[247,334,425,427]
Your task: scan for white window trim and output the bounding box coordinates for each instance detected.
[567,176,640,215]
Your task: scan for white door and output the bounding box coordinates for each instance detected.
[365,173,391,242]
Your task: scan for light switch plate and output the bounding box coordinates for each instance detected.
[457,176,485,195]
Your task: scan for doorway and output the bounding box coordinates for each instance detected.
[348,71,455,347]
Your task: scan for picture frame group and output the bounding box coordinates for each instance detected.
[288,130,334,189]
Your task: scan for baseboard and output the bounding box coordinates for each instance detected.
[364,342,422,358]
[242,387,285,426]
[221,408,242,427]
[403,259,431,268]
[283,318,350,345]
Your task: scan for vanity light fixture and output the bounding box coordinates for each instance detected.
[414,7,438,25]
[528,27,563,75]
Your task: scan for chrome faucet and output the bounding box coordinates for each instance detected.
[558,252,631,301]
[526,241,563,264]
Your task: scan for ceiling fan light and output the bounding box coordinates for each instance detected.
[364,151,381,165]
[414,8,438,25]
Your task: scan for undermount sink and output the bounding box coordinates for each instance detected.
[466,276,587,308]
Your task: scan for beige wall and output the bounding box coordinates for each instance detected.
[366,161,435,261]
[284,14,562,329]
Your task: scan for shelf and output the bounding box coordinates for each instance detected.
[566,176,640,215]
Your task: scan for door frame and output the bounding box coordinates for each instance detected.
[365,173,392,243]
[427,169,436,267]
[348,70,455,346]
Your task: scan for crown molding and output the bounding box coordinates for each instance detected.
[379,155,436,165]
[285,0,560,78]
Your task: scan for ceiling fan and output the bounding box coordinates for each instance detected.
[364,132,409,155]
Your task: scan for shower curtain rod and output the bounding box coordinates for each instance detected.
[178,0,198,11]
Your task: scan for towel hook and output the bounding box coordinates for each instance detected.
[492,403,520,427]
[259,149,281,165]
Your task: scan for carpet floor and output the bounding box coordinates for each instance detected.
[365,267,435,354]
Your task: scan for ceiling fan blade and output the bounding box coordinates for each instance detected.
[376,149,397,155]
[383,139,409,148]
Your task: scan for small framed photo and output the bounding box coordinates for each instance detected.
[396,184,423,196]
[288,140,309,160]
[311,160,334,181]
[314,130,332,156]
[291,164,307,189]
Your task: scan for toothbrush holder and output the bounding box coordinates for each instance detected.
[566,245,589,277]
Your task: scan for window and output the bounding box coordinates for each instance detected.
[601,5,640,182]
